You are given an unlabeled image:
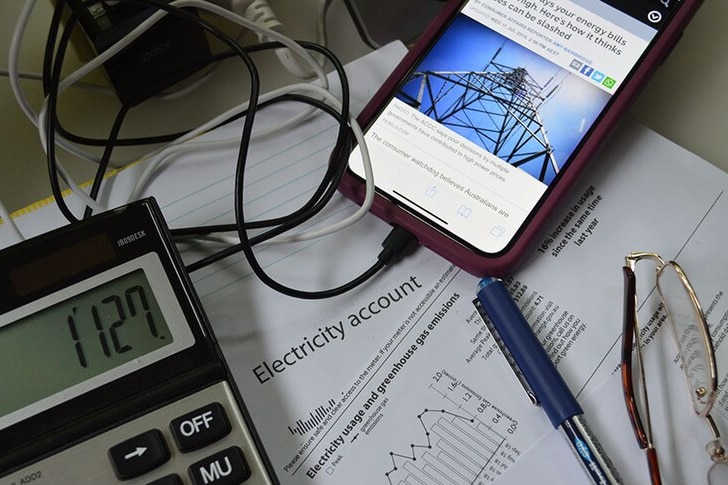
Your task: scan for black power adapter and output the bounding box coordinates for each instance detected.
[64,0,212,106]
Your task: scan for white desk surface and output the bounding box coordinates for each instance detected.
[1,0,726,214]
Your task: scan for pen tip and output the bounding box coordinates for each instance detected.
[477,277,500,291]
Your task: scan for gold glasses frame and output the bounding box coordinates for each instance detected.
[621,252,727,484]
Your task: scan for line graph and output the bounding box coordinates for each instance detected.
[384,370,520,484]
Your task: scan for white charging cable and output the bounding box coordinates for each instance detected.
[32,0,373,243]
[0,199,24,244]
[129,82,374,245]
[32,0,330,217]
[221,0,320,79]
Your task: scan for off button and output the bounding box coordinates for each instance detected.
[170,402,231,452]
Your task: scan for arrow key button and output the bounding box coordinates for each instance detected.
[109,429,171,480]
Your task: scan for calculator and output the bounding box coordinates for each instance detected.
[0,198,279,485]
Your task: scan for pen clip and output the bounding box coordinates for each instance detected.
[472,299,539,406]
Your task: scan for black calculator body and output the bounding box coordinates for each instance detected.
[0,198,278,485]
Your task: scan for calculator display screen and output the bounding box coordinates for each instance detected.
[0,253,196,430]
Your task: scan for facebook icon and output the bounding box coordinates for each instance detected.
[580,65,594,77]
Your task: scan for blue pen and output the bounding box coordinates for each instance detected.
[474,277,621,485]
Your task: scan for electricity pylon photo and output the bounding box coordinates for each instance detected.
[398,45,561,183]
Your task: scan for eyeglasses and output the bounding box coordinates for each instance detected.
[621,252,728,484]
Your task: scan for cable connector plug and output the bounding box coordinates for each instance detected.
[235,0,283,37]
[377,226,418,265]
[231,0,318,79]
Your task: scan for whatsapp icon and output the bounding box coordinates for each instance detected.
[602,77,617,89]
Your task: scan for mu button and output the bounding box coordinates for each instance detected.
[189,447,250,485]
[109,429,171,480]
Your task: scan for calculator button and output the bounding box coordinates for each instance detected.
[170,402,232,452]
[109,429,170,480]
[188,446,251,485]
[146,474,183,485]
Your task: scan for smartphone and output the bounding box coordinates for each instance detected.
[340,0,702,276]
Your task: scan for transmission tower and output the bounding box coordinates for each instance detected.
[397,45,561,183]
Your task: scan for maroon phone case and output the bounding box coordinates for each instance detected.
[339,0,703,276]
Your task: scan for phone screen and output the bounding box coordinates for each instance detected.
[348,0,679,255]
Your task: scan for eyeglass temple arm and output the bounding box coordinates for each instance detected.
[646,450,661,485]
[622,266,663,485]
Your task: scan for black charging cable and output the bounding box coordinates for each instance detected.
[42,0,242,148]
[44,0,261,223]
[42,0,420,299]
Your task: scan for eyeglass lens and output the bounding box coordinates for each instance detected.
[655,263,715,416]
[708,457,728,484]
